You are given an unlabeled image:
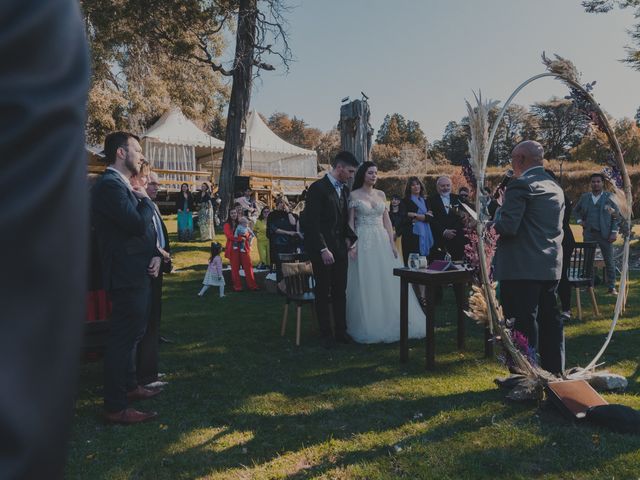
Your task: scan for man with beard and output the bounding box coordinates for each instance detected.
[92,132,163,424]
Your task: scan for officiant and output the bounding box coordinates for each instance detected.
[492,140,565,375]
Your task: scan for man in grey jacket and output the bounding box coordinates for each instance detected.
[493,141,565,375]
[573,173,619,295]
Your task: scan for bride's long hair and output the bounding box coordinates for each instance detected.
[352,161,377,191]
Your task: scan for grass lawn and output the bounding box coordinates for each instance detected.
[67,218,640,479]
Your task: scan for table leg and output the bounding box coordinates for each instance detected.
[400,278,408,363]
[425,286,436,369]
[454,282,466,350]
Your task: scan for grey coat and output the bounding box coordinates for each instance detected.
[494,167,565,281]
[573,191,620,237]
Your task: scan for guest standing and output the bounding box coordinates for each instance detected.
[92,131,163,424]
[428,176,466,261]
[136,171,171,387]
[545,170,576,320]
[254,206,271,269]
[398,177,434,266]
[493,140,565,375]
[198,182,215,241]
[573,173,620,295]
[176,183,194,241]
[223,209,259,291]
[269,197,299,281]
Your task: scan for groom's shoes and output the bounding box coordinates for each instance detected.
[335,333,353,345]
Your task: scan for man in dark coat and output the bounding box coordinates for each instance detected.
[0,1,89,477]
[428,176,467,261]
[136,171,172,387]
[304,151,358,346]
[92,132,163,424]
[493,140,565,375]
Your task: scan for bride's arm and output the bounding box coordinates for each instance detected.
[380,191,399,258]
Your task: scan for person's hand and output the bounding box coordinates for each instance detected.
[132,186,149,199]
[348,244,357,260]
[158,247,171,262]
[608,233,617,243]
[408,212,416,219]
[426,211,434,218]
[443,229,457,240]
[321,249,335,265]
[496,187,506,206]
[148,256,161,278]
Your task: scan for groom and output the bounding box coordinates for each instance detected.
[304,151,359,346]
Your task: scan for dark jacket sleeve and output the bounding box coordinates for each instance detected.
[94,181,155,237]
[303,184,328,254]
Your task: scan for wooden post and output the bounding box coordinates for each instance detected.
[338,99,373,166]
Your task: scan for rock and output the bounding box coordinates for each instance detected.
[587,372,628,392]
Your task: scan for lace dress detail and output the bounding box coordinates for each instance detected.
[346,197,426,343]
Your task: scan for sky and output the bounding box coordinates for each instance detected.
[248,0,640,142]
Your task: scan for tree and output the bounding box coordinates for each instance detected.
[583,0,640,71]
[316,127,340,168]
[429,120,469,165]
[376,113,427,148]
[268,112,322,149]
[489,104,539,165]
[529,98,590,158]
[573,117,640,165]
[371,144,401,172]
[82,0,292,217]
[81,0,231,143]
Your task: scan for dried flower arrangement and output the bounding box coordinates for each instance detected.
[463,53,633,399]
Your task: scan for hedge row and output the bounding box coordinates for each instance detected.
[376,170,640,217]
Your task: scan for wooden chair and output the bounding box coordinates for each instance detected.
[568,242,600,320]
[279,254,316,346]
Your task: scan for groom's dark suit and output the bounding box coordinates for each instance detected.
[91,169,158,412]
[304,175,357,340]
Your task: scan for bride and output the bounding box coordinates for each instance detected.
[346,161,426,343]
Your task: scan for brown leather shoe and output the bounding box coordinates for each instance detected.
[104,408,158,425]
[126,385,163,401]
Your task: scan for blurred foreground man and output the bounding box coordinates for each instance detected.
[493,141,566,375]
[0,1,89,478]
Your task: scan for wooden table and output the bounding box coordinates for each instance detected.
[394,267,488,369]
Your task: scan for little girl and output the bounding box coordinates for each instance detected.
[198,242,225,297]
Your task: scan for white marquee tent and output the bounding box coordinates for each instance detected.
[141,107,224,188]
[140,107,317,193]
[243,109,317,177]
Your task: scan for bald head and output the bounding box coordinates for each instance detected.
[436,175,452,195]
[146,171,160,199]
[511,140,544,176]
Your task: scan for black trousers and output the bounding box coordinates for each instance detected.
[500,279,565,375]
[104,281,151,412]
[557,250,573,312]
[136,273,163,385]
[311,255,348,338]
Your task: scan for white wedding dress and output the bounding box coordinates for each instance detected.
[346,198,426,343]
